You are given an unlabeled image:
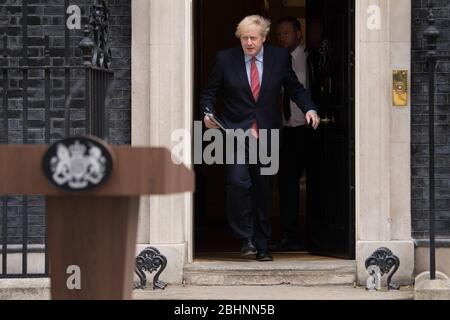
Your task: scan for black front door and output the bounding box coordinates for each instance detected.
[306,0,355,259]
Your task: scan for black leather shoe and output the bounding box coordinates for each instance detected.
[240,239,257,256]
[256,251,273,262]
[269,238,301,251]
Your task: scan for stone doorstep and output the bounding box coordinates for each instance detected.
[183,256,357,286]
[183,271,357,286]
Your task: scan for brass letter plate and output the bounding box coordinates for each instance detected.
[393,70,408,106]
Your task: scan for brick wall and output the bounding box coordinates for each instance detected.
[412,0,450,239]
[0,0,131,245]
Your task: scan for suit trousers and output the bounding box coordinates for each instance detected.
[226,138,272,252]
[278,125,310,242]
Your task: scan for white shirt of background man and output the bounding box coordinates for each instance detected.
[282,44,309,127]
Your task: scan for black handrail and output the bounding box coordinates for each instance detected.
[423,2,450,280]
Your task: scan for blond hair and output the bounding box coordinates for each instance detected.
[235,15,271,38]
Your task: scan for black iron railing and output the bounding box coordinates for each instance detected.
[423,3,449,281]
[0,0,113,278]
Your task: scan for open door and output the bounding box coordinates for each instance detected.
[306,0,355,259]
[194,0,355,258]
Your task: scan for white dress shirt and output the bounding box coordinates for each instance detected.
[244,48,264,86]
[282,44,309,127]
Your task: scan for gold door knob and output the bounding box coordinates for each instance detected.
[320,116,335,125]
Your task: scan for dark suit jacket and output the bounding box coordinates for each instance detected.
[200,44,317,131]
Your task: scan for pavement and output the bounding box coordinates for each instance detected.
[0,278,414,300]
[133,284,414,300]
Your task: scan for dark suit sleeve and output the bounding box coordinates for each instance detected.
[199,52,223,115]
[282,50,318,114]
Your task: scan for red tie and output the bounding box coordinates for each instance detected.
[250,57,260,139]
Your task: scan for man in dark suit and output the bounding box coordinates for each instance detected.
[200,15,319,261]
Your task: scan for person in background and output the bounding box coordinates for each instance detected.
[271,16,320,251]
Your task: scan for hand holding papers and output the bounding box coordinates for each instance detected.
[203,107,228,131]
